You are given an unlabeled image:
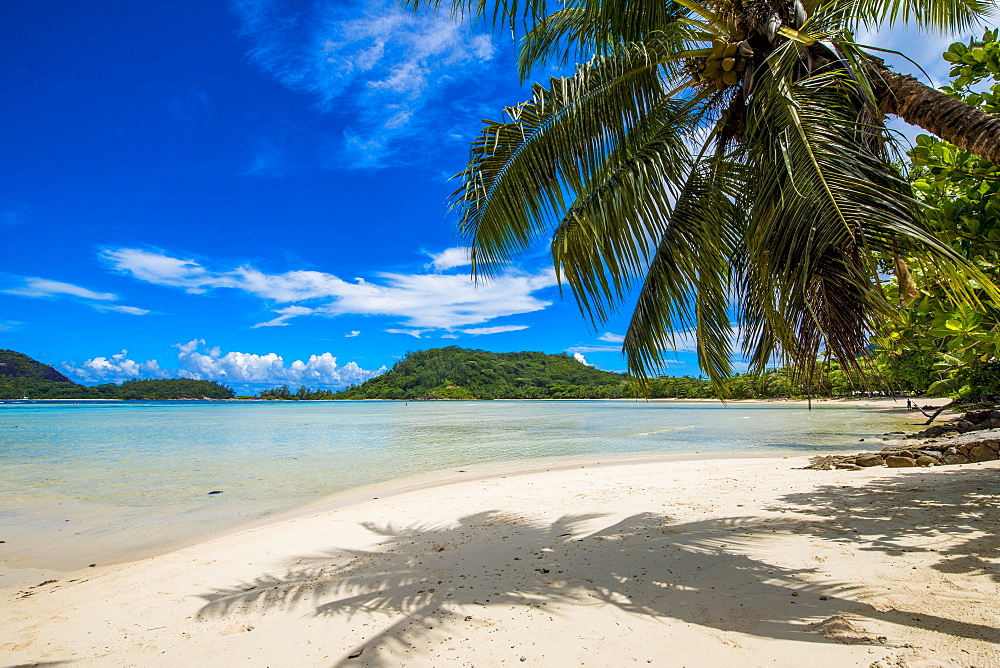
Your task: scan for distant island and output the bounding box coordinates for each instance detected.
[323,346,629,400]
[0,349,234,400]
[2,346,950,402]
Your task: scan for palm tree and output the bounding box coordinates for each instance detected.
[405,0,1000,390]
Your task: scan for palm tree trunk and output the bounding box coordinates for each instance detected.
[876,65,1000,164]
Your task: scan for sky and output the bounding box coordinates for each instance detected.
[0,0,984,392]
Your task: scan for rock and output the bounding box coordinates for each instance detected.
[942,431,961,438]
[915,455,937,467]
[918,441,947,451]
[917,450,943,460]
[834,462,864,471]
[952,419,975,432]
[942,453,970,465]
[856,455,884,467]
[885,455,917,468]
[967,444,999,463]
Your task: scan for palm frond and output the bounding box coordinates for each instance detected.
[550,97,698,324]
[735,41,975,381]
[813,0,993,34]
[452,40,694,277]
[517,6,694,81]
[622,157,744,391]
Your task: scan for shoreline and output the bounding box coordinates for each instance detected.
[3,452,997,666]
[0,449,826,578]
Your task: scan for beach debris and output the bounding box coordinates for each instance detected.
[347,647,364,659]
[208,490,223,495]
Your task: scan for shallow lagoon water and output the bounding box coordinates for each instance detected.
[0,400,916,570]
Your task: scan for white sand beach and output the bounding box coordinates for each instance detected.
[2,453,998,667]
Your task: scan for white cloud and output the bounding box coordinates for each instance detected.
[573,352,593,366]
[104,247,558,330]
[3,274,151,316]
[457,325,528,335]
[386,328,427,338]
[5,278,118,301]
[598,332,625,343]
[101,248,237,293]
[62,340,386,388]
[92,304,151,315]
[565,345,623,355]
[346,330,361,337]
[232,0,497,168]
[0,320,23,331]
[427,247,471,271]
[62,350,165,383]
[252,305,316,328]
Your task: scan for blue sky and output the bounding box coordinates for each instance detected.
[0,0,981,391]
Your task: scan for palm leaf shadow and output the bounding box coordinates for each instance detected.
[195,508,916,665]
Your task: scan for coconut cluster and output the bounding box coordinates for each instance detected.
[696,38,753,91]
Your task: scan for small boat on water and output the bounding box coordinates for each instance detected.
[0,395,33,404]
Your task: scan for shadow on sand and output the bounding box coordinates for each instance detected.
[197,466,998,666]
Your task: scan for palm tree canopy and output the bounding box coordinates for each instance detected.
[403,0,999,391]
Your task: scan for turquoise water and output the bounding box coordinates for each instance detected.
[0,400,913,570]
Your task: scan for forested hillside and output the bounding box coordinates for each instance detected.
[0,349,234,400]
[332,347,629,400]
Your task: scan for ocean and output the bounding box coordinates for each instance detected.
[0,400,915,570]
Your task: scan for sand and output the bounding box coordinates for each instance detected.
[1,453,998,667]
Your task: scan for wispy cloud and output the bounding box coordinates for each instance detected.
[92,305,151,315]
[62,340,386,388]
[252,305,316,328]
[232,0,497,168]
[0,201,32,228]
[103,247,557,331]
[457,325,528,335]
[597,332,625,343]
[5,278,118,301]
[3,276,150,315]
[385,328,427,338]
[0,320,23,331]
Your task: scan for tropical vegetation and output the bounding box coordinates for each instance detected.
[331,346,629,400]
[875,29,1000,400]
[407,0,1000,392]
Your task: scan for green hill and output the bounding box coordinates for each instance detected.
[0,349,72,383]
[0,349,234,400]
[332,346,629,400]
